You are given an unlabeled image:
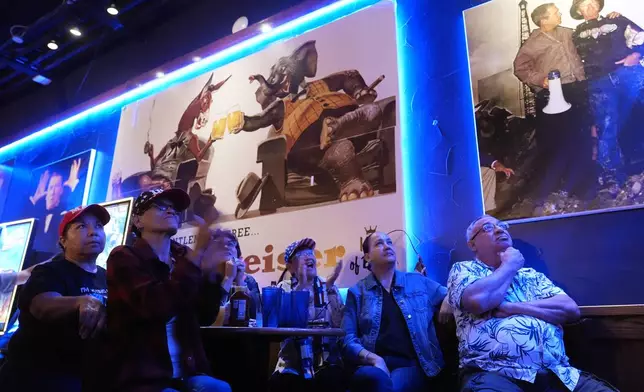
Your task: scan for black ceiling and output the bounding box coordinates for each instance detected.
[0,0,306,108]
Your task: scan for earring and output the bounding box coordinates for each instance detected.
[362,256,371,271]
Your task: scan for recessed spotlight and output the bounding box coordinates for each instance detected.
[69,27,82,37]
[155,71,165,78]
[107,4,119,15]
[192,56,202,62]
[47,40,59,50]
[260,23,272,33]
[32,74,52,86]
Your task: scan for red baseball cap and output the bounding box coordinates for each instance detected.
[58,204,111,237]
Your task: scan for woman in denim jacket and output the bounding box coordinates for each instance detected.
[342,231,451,392]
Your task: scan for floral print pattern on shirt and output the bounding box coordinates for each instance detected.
[447,260,580,391]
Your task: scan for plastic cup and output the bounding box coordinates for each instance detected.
[290,290,310,328]
[262,287,281,328]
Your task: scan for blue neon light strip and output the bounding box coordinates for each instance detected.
[394,0,417,273]
[0,0,380,161]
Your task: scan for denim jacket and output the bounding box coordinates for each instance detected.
[342,270,447,377]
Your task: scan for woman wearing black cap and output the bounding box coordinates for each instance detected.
[106,188,233,392]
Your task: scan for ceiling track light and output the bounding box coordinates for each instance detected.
[107,4,119,15]
[10,25,26,44]
[47,40,58,50]
[69,27,82,37]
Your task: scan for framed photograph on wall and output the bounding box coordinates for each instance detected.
[96,197,133,270]
[0,218,36,335]
[465,0,644,222]
[25,149,96,254]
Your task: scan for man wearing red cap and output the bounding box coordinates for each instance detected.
[106,188,232,392]
[0,204,111,392]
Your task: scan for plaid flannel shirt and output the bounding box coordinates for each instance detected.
[106,238,225,392]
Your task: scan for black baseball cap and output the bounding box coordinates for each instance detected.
[132,188,191,216]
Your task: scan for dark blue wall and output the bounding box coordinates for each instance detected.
[509,210,644,306]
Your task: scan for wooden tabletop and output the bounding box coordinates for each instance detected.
[201,326,345,337]
[579,304,644,317]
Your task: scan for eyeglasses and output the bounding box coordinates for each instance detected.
[470,221,510,241]
[152,203,178,215]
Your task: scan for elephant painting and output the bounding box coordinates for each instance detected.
[230,40,397,219]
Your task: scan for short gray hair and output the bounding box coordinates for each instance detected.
[531,3,555,27]
[465,215,494,243]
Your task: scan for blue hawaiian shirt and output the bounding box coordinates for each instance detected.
[447,260,580,391]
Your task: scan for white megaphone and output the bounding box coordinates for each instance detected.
[543,70,571,115]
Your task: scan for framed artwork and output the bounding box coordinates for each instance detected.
[25,150,96,254]
[465,0,644,221]
[0,218,36,334]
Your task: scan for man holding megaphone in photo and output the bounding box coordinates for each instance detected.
[513,3,621,207]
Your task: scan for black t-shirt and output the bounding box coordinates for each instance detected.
[7,256,107,374]
[374,276,418,362]
[573,16,644,80]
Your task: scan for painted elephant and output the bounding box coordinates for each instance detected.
[231,40,396,217]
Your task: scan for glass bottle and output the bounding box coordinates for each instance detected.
[229,285,251,327]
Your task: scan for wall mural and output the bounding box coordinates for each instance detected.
[108,1,403,287]
[465,0,644,221]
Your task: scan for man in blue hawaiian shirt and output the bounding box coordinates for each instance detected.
[447,215,618,391]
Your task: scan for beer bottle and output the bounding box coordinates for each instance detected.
[229,285,251,327]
